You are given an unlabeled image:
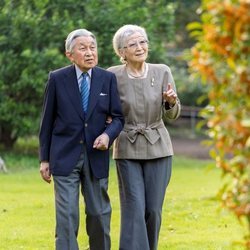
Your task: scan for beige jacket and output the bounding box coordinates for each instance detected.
[108,63,181,159]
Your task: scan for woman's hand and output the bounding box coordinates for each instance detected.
[163,83,177,106]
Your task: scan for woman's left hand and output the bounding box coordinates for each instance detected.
[163,83,177,106]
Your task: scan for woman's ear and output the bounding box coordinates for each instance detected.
[118,49,126,62]
[119,49,125,58]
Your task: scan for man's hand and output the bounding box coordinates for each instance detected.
[93,133,110,150]
[40,162,51,183]
[163,83,177,106]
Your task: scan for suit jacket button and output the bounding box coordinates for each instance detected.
[79,140,83,144]
[85,123,88,127]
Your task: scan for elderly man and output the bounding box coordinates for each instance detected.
[39,28,124,250]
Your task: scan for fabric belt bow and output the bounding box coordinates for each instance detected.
[124,120,165,145]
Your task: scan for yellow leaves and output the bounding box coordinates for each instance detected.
[242,120,250,148]
[227,57,236,69]
[212,43,229,56]
[241,119,250,127]
[219,36,232,48]
[235,19,249,41]
[223,1,236,17]
[190,47,200,60]
[240,0,250,4]
[229,155,248,171]
[200,0,250,55]
[190,47,219,83]
[206,2,219,11]
[217,158,231,172]
[186,22,202,39]
[203,24,217,42]
[246,137,250,148]
[236,65,247,74]
[234,120,249,135]
[234,204,250,217]
[237,1,250,19]
[189,0,250,244]
[229,1,250,41]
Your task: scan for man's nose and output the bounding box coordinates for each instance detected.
[85,48,93,55]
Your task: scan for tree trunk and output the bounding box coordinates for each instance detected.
[0,125,17,149]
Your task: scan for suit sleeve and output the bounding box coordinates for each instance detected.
[39,72,57,162]
[162,66,181,120]
[104,73,124,146]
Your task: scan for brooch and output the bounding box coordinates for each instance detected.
[151,77,154,86]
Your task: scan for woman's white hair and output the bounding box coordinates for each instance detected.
[112,24,148,63]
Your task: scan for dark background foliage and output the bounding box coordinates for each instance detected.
[0,0,201,148]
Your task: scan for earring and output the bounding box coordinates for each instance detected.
[120,57,126,64]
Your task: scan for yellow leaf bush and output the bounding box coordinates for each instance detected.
[188,0,250,248]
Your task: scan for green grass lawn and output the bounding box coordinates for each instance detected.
[0,154,246,250]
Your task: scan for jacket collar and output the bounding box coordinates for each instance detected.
[63,65,105,121]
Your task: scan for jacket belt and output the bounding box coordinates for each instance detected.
[124,120,165,144]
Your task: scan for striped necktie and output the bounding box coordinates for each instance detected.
[80,73,89,113]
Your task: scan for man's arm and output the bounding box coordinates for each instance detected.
[39,72,56,162]
[102,73,124,146]
[92,73,124,150]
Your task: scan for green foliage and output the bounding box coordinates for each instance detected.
[75,0,177,66]
[168,0,201,48]
[168,57,209,107]
[165,0,207,108]
[0,0,176,148]
[188,0,250,247]
[0,0,75,147]
[175,70,209,107]
[13,136,39,156]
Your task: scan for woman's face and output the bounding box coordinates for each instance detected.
[121,32,148,64]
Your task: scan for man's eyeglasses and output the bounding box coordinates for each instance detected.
[124,40,148,50]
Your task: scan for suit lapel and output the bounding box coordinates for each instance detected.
[86,67,104,120]
[63,65,85,120]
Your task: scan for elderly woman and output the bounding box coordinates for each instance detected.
[108,24,181,250]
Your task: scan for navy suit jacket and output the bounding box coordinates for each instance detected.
[39,65,124,178]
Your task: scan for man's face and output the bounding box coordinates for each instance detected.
[66,36,98,72]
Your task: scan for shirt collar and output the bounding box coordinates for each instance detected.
[75,65,92,80]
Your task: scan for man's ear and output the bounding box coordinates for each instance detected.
[65,51,74,63]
